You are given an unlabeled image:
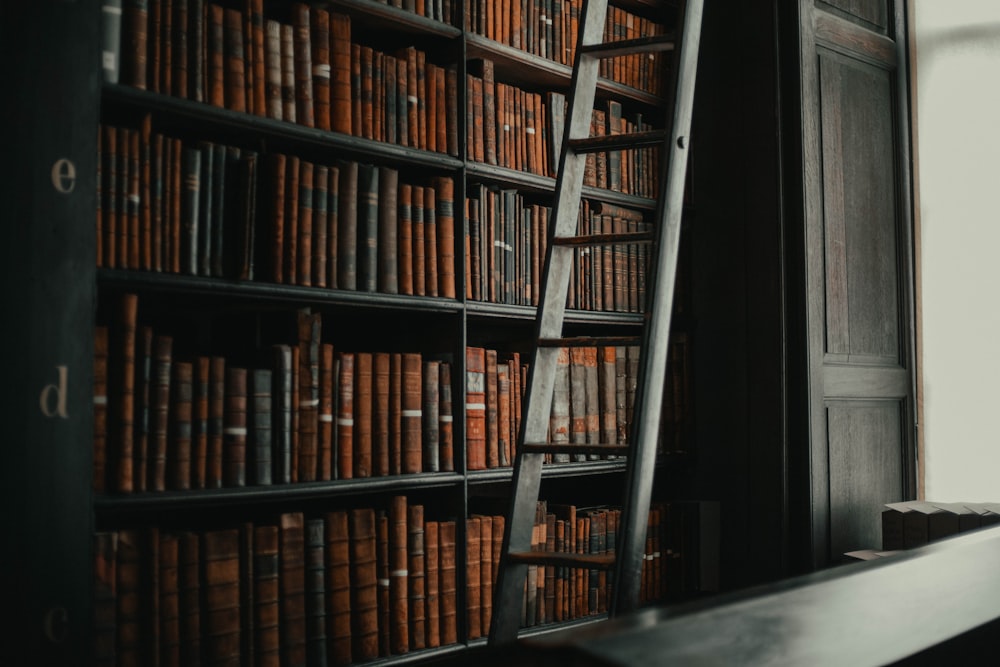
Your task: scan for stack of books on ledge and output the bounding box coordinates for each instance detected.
[847,500,1000,561]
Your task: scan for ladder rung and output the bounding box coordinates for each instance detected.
[537,335,642,348]
[568,130,667,154]
[522,442,629,455]
[552,231,655,247]
[507,550,617,570]
[580,34,677,59]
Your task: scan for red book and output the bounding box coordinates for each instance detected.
[435,177,456,298]
[389,496,409,654]
[465,347,487,471]
[438,521,457,645]
[325,511,352,666]
[446,65,459,157]
[354,352,373,478]
[401,353,422,474]
[248,0,266,114]
[422,361,439,472]
[336,352,354,479]
[349,508,379,662]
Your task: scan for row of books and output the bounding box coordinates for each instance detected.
[96,121,458,298]
[93,502,460,667]
[376,0,456,24]
[466,187,652,312]
[95,295,455,495]
[108,2,459,155]
[464,0,670,96]
[881,500,1000,551]
[466,61,661,196]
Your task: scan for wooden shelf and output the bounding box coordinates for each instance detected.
[466,301,646,325]
[329,0,461,38]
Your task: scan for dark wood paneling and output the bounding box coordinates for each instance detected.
[819,50,899,364]
[827,400,903,557]
[818,0,888,33]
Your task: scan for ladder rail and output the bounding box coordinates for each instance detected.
[611,0,704,616]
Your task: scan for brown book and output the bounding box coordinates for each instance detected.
[247,0,265,113]
[306,7,330,130]
[378,166,399,294]
[349,508,379,662]
[598,346,618,452]
[350,43,362,136]
[283,155,301,285]
[354,352,373,478]
[100,125,116,269]
[111,292,139,494]
[93,326,109,494]
[465,517,482,639]
[401,353,423,474]
[292,3,314,127]
[422,361,440,472]
[305,519,328,666]
[465,347,487,471]
[336,352,354,479]
[206,4,225,107]
[360,46,374,139]
[325,164,340,288]
[139,117,153,270]
[297,310,320,481]
[435,66,447,154]
[319,343,335,480]
[446,65,459,157]
[438,521,457,645]
[550,346,571,463]
[280,23,296,122]
[133,326,152,494]
[168,360,193,490]
[470,75,484,164]
[389,353,403,475]
[159,532,180,667]
[397,183,413,295]
[127,129,141,269]
[424,521,440,649]
[408,504,426,650]
[435,177,456,299]
[325,512,352,666]
[223,366,247,487]
[423,185,438,297]
[416,49,427,148]
[376,512,391,656]
[171,0,189,98]
[253,525,280,667]
[312,164,329,288]
[206,356,226,488]
[478,515,493,636]
[337,161,358,290]
[584,347,600,459]
[329,12,352,134]
[116,530,141,665]
[176,532,201,665]
[389,496,409,654]
[296,160,314,286]
[411,185,425,295]
[201,528,240,666]
[159,0,173,96]
[93,531,117,666]
[398,47,418,147]
[266,153,286,282]
[222,8,246,112]
[425,61,437,153]
[497,363,511,467]
[373,352,391,477]
[280,513,307,667]
[438,362,454,472]
[395,55,409,147]
[485,349,499,468]
[264,19,283,120]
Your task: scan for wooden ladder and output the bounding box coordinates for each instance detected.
[488,0,704,644]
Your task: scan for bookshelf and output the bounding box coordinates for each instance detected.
[2,0,708,664]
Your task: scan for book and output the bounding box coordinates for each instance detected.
[438,521,457,645]
[402,353,423,474]
[147,333,172,492]
[389,496,409,654]
[223,366,247,487]
[272,345,293,484]
[280,513,307,667]
[408,504,426,650]
[336,352,354,479]
[93,531,117,666]
[357,163,379,292]
[465,347,487,470]
[422,360,440,472]
[465,517,481,639]
[354,352,373,478]
[373,352,391,477]
[424,521,440,649]
[326,511,352,666]
[330,12,352,134]
[202,528,241,666]
[349,508,379,662]
[438,362,454,472]
[378,166,399,294]
[168,360,193,490]
[250,368,273,485]
[305,518,328,666]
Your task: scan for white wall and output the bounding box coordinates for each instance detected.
[913,1,1000,500]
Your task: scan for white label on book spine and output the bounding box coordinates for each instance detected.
[466,402,486,411]
[319,414,334,423]
[401,409,422,418]
[224,427,248,436]
[313,64,331,78]
[439,415,453,423]
[337,418,354,426]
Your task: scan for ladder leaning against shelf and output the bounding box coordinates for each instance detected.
[489,0,705,643]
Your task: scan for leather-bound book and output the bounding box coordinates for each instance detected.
[350,43,361,136]
[93,326,109,494]
[201,528,241,666]
[435,177,456,298]
[272,345,293,484]
[180,145,202,276]
[329,12,352,135]
[424,521,440,648]
[438,521,457,645]
[465,347,486,471]
[264,20,282,120]
[349,508,379,662]
[254,525,281,667]
[223,366,247,487]
[290,346,301,482]
[389,353,403,475]
[118,127,132,268]
[282,155,300,285]
[169,360,193,490]
[354,352,373,478]
[93,531,118,666]
[438,362,453,472]
[195,141,214,277]
[376,512,391,656]
[177,532,201,665]
[471,60,496,164]
[411,185,425,296]
[110,292,139,494]
[319,343,335,480]
[389,496,409,654]
[207,356,226,488]
[148,333,173,492]
[248,0,265,114]
[312,164,328,287]
[465,518,481,639]
[401,353,423,474]
[446,65,459,156]
[415,50,427,149]
[469,75,484,163]
[325,164,340,289]
[478,515,493,636]
[206,4,225,107]
[337,161,358,290]
[159,532,180,667]
[222,8,246,112]
[250,368,273,485]
[425,62,437,152]
[423,185,438,297]
[434,66,447,153]
[395,56,409,147]
[297,310,320,480]
[373,352,391,477]
[265,153,286,282]
[597,346,617,454]
[360,46,374,139]
[99,125,113,268]
[398,47,418,147]
[408,504,426,650]
[397,183,413,295]
[116,530,141,665]
[550,346,571,463]
[159,0,173,97]
[305,519,328,666]
[496,363,510,467]
[584,347,600,460]
[357,163,379,292]
[296,160,314,287]
[384,53,398,144]
[292,3,314,127]
[422,360,439,472]
[280,513,307,667]
[373,51,385,142]
[171,0,188,98]
[280,23,296,122]
[336,352,354,479]
[378,166,399,294]
[127,124,141,269]
[485,349,499,468]
[325,511,352,666]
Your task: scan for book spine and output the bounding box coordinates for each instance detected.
[378,167,399,293]
[402,353,423,474]
[373,352,391,477]
[168,360,193,490]
[264,20,283,120]
[292,3,314,128]
[424,521,440,649]
[223,366,247,487]
[336,352,355,479]
[354,352,373,478]
[389,496,410,654]
[465,517,481,639]
[251,368,273,485]
[349,508,379,661]
[202,529,241,665]
[148,333,172,492]
[408,504,426,650]
[438,521,457,645]
[330,13,352,134]
[305,519,328,666]
[325,511,352,666]
[422,361,440,472]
